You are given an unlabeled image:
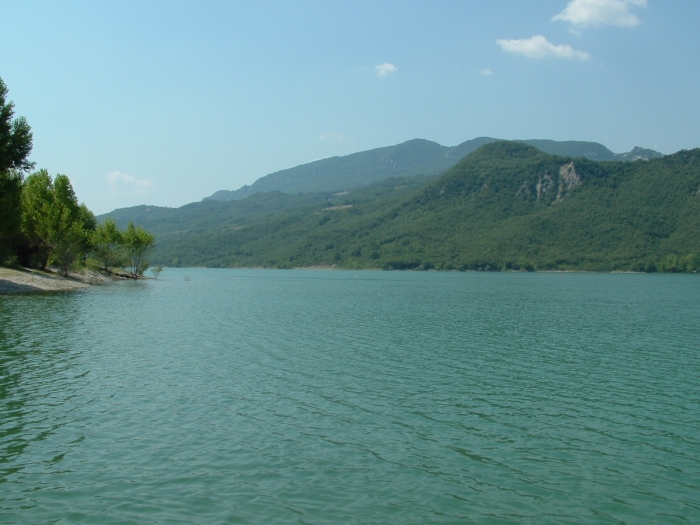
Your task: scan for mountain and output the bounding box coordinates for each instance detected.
[204,137,493,202]
[205,138,663,202]
[615,146,665,162]
[104,142,699,272]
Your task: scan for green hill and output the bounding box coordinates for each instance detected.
[103,142,698,272]
[205,138,662,202]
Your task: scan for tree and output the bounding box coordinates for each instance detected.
[52,178,95,276]
[52,219,90,277]
[20,170,54,268]
[0,77,33,261]
[50,197,95,277]
[92,218,125,273]
[20,170,95,272]
[0,169,23,262]
[0,77,33,173]
[123,222,155,278]
[150,265,163,279]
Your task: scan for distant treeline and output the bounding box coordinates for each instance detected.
[0,77,154,277]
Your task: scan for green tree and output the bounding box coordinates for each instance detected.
[123,222,155,278]
[0,77,34,261]
[92,218,125,273]
[50,197,95,277]
[150,265,163,279]
[0,77,33,173]
[21,170,95,272]
[51,176,96,273]
[0,169,23,263]
[20,170,54,268]
[52,219,90,277]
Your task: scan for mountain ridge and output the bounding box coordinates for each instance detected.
[103,142,698,273]
[205,137,663,202]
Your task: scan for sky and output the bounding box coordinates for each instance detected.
[1,0,699,214]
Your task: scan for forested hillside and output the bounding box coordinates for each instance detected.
[103,142,699,272]
[205,138,663,202]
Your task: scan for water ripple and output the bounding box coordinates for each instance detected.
[1,271,699,523]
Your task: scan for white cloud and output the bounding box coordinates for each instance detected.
[106,171,153,197]
[319,132,345,142]
[479,68,493,76]
[375,62,398,77]
[553,0,647,27]
[497,35,590,60]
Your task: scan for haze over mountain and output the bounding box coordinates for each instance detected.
[205,138,663,202]
[103,142,697,273]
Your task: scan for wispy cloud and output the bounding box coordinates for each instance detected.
[553,0,647,27]
[375,62,398,77]
[497,35,590,60]
[479,68,493,76]
[319,132,345,142]
[106,171,153,197]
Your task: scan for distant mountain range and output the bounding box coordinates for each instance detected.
[103,141,698,272]
[205,138,663,202]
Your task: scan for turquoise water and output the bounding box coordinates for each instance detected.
[1,269,699,524]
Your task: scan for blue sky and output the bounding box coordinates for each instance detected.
[1,0,698,214]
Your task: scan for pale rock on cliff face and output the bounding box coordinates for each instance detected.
[559,163,581,188]
[536,174,553,201]
[532,163,581,203]
[556,162,581,202]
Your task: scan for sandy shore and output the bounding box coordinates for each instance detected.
[0,267,111,294]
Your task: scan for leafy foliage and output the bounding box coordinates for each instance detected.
[0,77,33,173]
[20,170,96,274]
[0,77,33,262]
[91,218,125,273]
[20,170,56,268]
[0,169,23,263]
[123,222,155,278]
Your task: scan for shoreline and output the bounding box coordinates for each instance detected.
[0,267,122,294]
[168,265,699,274]
[170,266,685,274]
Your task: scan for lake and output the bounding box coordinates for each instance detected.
[1,269,699,524]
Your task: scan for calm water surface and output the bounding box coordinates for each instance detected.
[1,270,699,524]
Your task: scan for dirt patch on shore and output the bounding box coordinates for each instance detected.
[0,267,95,294]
